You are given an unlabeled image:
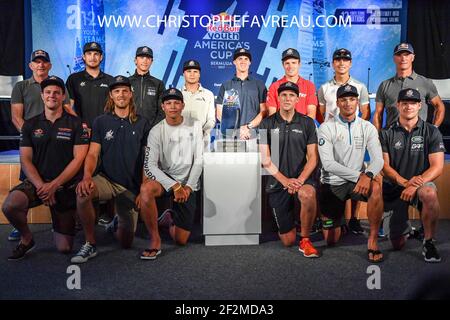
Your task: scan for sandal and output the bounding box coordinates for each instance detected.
[367,249,384,263]
[140,248,161,260]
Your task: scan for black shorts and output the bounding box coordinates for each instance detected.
[160,189,197,232]
[10,180,77,236]
[319,182,368,228]
[268,180,316,234]
[382,182,436,239]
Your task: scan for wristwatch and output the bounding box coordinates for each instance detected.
[365,171,374,180]
[246,122,254,129]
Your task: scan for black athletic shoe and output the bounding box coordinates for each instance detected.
[348,217,364,234]
[8,239,36,261]
[422,239,441,263]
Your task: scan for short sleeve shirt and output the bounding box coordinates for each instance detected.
[317,76,369,121]
[20,111,89,184]
[66,70,114,127]
[91,113,150,195]
[11,77,70,121]
[376,71,439,128]
[380,119,445,181]
[266,76,318,116]
[259,111,317,189]
[216,75,267,126]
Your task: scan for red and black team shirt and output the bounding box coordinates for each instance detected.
[20,111,90,184]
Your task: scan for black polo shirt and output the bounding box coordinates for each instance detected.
[380,119,445,181]
[20,111,90,184]
[260,111,317,189]
[91,113,150,195]
[66,70,114,127]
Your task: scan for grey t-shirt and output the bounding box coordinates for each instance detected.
[375,71,439,128]
[11,77,70,121]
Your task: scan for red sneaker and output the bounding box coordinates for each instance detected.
[299,238,319,258]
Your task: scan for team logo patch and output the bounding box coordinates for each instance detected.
[344,85,352,91]
[169,88,176,94]
[319,138,325,146]
[399,43,409,49]
[411,136,423,143]
[35,50,46,55]
[189,60,195,66]
[105,130,114,141]
[116,76,124,82]
[240,49,245,53]
[80,82,86,87]
[394,141,403,149]
[33,128,44,138]
[142,47,149,52]
[406,89,414,97]
[91,43,98,48]
[287,49,293,54]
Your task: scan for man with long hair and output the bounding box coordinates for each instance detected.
[71,76,160,263]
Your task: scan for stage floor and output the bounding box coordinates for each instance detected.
[1,220,449,300]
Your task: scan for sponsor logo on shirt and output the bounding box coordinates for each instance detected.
[100,83,109,88]
[33,128,44,138]
[292,129,303,134]
[147,87,156,96]
[439,143,445,151]
[394,141,403,150]
[80,82,86,87]
[105,130,114,141]
[299,93,307,98]
[319,138,325,146]
[411,143,423,151]
[411,136,423,143]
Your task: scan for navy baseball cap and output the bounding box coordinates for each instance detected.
[282,48,300,61]
[109,75,131,91]
[183,59,201,72]
[333,48,352,60]
[394,43,414,55]
[83,42,103,54]
[161,88,184,103]
[336,84,359,99]
[233,48,252,61]
[277,81,299,96]
[136,46,153,58]
[40,76,65,93]
[397,88,421,102]
[31,49,50,62]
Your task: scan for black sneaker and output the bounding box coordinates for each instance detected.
[8,239,36,261]
[422,239,441,263]
[71,242,97,264]
[348,218,364,234]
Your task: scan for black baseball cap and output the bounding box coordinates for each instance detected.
[336,84,359,99]
[183,59,201,72]
[136,46,153,58]
[333,48,352,60]
[109,75,131,91]
[394,42,414,55]
[31,49,50,62]
[397,88,421,102]
[161,88,184,103]
[40,76,65,93]
[277,81,299,96]
[83,42,103,54]
[233,48,252,61]
[282,48,300,61]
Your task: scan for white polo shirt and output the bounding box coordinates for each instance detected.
[181,84,216,136]
[318,76,369,122]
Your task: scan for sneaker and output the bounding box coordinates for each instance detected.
[298,238,319,258]
[158,209,174,228]
[105,215,118,233]
[422,239,441,263]
[348,218,364,234]
[310,219,322,235]
[98,214,113,226]
[71,242,97,264]
[409,226,425,241]
[8,228,21,241]
[8,239,35,261]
